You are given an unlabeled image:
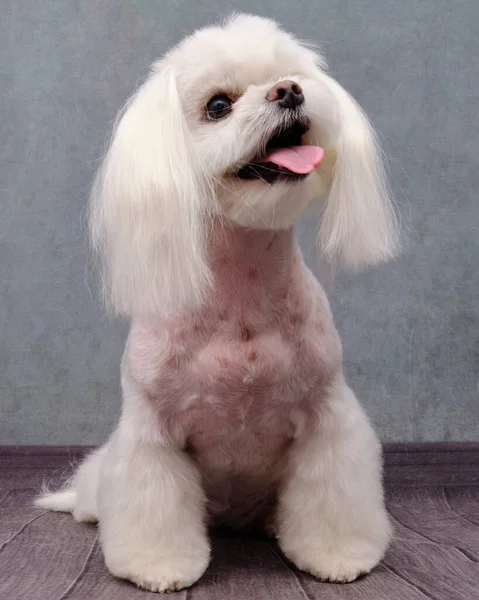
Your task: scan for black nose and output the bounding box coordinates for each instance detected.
[266,80,304,109]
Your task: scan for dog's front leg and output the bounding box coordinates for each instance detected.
[97,427,210,593]
[277,380,392,583]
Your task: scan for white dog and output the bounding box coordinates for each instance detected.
[36,14,398,593]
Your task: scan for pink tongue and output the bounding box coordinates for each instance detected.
[263,145,324,174]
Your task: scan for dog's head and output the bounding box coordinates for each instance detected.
[91,14,399,316]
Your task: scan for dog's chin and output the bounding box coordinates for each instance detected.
[218,170,322,230]
[213,120,328,230]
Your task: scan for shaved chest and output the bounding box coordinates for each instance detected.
[126,312,341,438]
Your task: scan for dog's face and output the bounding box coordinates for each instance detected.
[91,14,399,316]
[165,15,333,229]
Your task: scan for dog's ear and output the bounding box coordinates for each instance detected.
[315,73,400,269]
[90,65,214,316]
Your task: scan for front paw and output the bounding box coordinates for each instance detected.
[279,537,388,583]
[106,549,210,592]
[286,550,373,583]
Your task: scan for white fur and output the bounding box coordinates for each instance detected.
[35,489,77,513]
[277,379,392,582]
[312,73,398,268]
[90,66,216,317]
[36,13,396,593]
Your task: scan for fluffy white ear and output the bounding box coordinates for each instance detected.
[90,65,214,317]
[316,73,399,269]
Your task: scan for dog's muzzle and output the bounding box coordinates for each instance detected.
[234,118,324,183]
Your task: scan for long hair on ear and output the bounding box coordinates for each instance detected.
[90,65,215,317]
[315,72,400,269]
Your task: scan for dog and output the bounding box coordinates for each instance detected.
[36,13,398,593]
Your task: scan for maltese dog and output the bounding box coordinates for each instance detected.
[36,13,398,593]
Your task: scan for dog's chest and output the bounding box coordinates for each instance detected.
[127,304,340,447]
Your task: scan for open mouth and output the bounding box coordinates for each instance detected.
[234,121,324,183]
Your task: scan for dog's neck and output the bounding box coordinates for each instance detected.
[207,223,299,308]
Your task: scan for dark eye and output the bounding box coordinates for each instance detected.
[205,94,233,121]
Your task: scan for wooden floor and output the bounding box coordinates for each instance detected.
[1,444,478,600]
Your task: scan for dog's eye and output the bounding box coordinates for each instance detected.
[205,95,233,121]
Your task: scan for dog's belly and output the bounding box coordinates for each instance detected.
[191,414,292,527]
[185,388,296,527]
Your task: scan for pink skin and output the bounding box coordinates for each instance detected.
[125,223,342,529]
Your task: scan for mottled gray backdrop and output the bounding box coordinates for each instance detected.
[1,1,478,444]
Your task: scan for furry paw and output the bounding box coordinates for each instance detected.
[280,541,386,584]
[107,554,210,593]
[294,553,371,583]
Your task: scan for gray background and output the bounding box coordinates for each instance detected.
[1,1,478,444]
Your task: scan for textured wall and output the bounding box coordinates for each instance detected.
[1,1,478,444]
